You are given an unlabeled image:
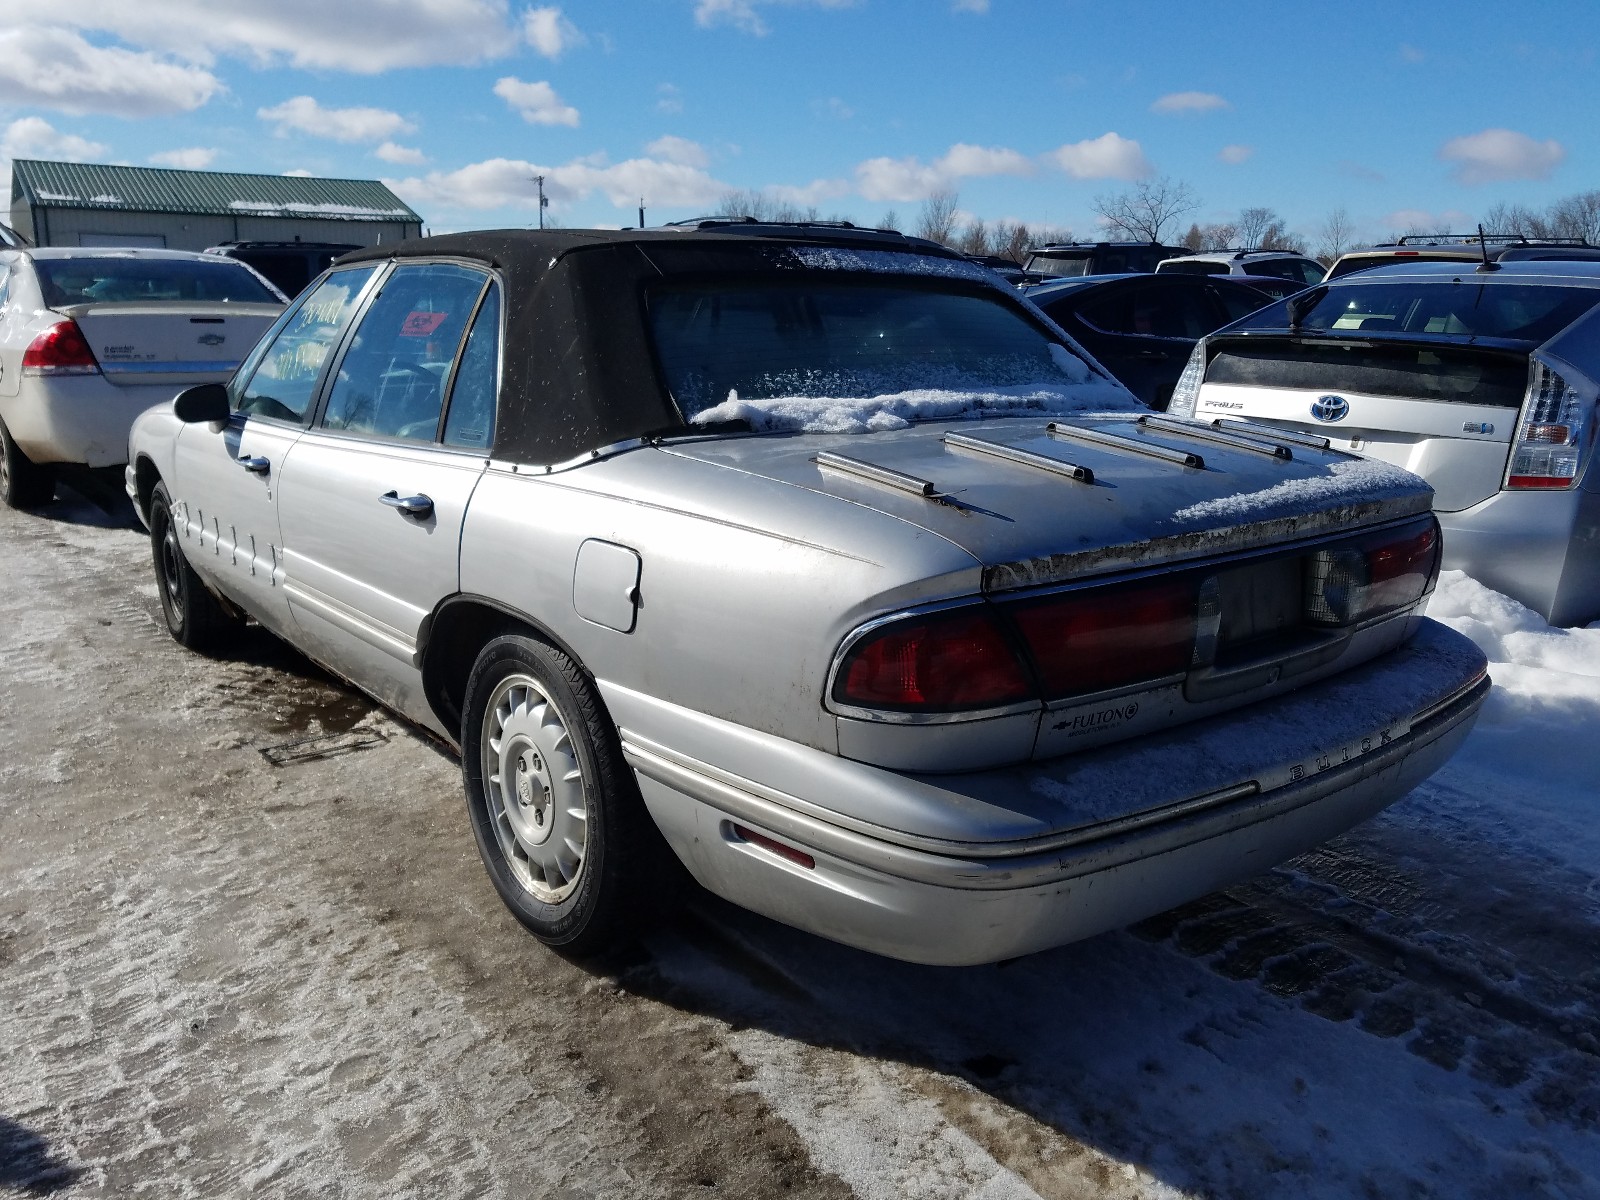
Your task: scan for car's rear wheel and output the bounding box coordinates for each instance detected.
[462,634,669,955]
[0,416,55,509]
[149,481,241,651]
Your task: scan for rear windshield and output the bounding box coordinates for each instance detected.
[648,280,1101,420]
[1158,260,1227,276]
[36,256,282,307]
[1326,252,1472,279]
[1246,278,1600,342]
[1024,254,1091,278]
[1208,340,1530,407]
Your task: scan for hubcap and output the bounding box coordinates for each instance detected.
[481,673,587,903]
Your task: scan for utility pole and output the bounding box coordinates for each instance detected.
[532,174,548,229]
[639,198,645,229]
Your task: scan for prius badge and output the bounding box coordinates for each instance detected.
[1310,394,1349,423]
[198,333,226,347]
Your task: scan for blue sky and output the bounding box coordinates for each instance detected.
[2,0,1595,247]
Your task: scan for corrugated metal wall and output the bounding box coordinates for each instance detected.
[11,203,420,251]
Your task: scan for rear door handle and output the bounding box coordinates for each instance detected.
[380,491,434,517]
[238,455,270,474]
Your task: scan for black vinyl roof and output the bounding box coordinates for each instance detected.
[338,228,986,465]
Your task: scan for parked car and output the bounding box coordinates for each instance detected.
[1326,233,1600,281]
[1157,249,1326,287]
[1026,272,1277,409]
[127,226,1487,966]
[0,248,286,508]
[963,253,1028,285]
[1168,259,1600,626]
[204,240,361,299]
[1230,274,1310,301]
[1022,241,1192,281]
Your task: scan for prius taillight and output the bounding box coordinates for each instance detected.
[22,320,100,377]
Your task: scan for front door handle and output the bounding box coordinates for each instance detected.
[380,490,434,517]
[238,454,270,474]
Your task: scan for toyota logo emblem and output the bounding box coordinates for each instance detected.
[1310,394,1349,422]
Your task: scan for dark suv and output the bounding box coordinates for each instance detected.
[203,241,361,298]
[1022,241,1191,281]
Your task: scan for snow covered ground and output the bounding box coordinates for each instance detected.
[1,497,1597,1199]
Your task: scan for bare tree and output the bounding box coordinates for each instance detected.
[1547,190,1600,242]
[916,189,961,245]
[1317,207,1354,263]
[1200,222,1238,251]
[1236,207,1276,248]
[718,188,822,224]
[1091,177,1199,243]
[957,216,990,256]
[878,209,900,231]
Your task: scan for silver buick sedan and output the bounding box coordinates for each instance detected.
[127,226,1489,965]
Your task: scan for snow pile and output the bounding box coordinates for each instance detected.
[1423,570,1600,799]
[691,382,1133,435]
[1171,455,1425,524]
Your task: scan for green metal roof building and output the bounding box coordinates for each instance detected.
[10,159,423,251]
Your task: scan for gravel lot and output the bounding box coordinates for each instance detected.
[3,489,1598,1199]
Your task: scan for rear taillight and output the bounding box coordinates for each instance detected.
[22,320,100,377]
[1505,360,1592,490]
[1008,577,1198,700]
[1304,516,1441,626]
[833,608,1032,713]
[1166,338,1206,416]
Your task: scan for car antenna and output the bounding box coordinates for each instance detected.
[1476,223,1501,273]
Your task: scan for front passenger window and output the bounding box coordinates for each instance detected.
[236,266,377,422]
[321,263,488,442]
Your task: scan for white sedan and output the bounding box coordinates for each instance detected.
[0,247,285,508]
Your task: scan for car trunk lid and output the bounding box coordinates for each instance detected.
[53,302,282,387]
[1191,333,1528,511]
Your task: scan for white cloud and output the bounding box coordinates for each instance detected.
[0,26,219,117]
[1150,91,1229,115]
[258,96,415,143]
[284,168,314,177]
[1049,132,1151,181]
[1218,144,1253,165]
[646,135,709,168]
[813,96,853,120]
[1,116,107,162]
[953,0,989,11]
[374,142,427,165]
[1439,128,1566,186]
[493,77,580,127]
[855,142,1034,203]
[1399,43,1425,63]
[693,0,859,36]
[1384,207,1473,233]
[0,0,519,73]
[387,153,725,213]
[656,83,684,114]
[149,146,217,170]
[524,7,584,58]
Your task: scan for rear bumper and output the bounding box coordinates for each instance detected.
[0,376,196,468]
[613,620,1489,964]
[1439,484,1600,627]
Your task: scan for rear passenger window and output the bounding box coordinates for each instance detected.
[236,266,377,422]
[321,263,488,442]
[443,284,500,450]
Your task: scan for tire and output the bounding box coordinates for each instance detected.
[462,634,670,956]
[0,416,54,509]
[149,481,241,651]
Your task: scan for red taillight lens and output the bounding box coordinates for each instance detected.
[1008,577,1198,700]
[22,320,101,376]
[834,608,1032,712]
[1305,516,1440,626]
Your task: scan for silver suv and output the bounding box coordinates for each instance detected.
[1169,259,1600,625]
[1158,250,1326,287]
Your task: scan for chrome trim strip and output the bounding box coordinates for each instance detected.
[283,579,417,661]
[1138,413,1294,460]
[101,360,243,374]
[813,450,936,497]
[1047,421,1204,469]
[1212,417,1331,451]
[943,431,1094,483]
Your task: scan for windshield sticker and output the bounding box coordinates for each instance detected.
[400,311,448,337]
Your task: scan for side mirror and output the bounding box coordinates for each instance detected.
[173,383,230,423]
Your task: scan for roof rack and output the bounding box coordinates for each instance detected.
[1393,232,1593,248]
[1028,240,1177,251]
[662,217,947,249]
